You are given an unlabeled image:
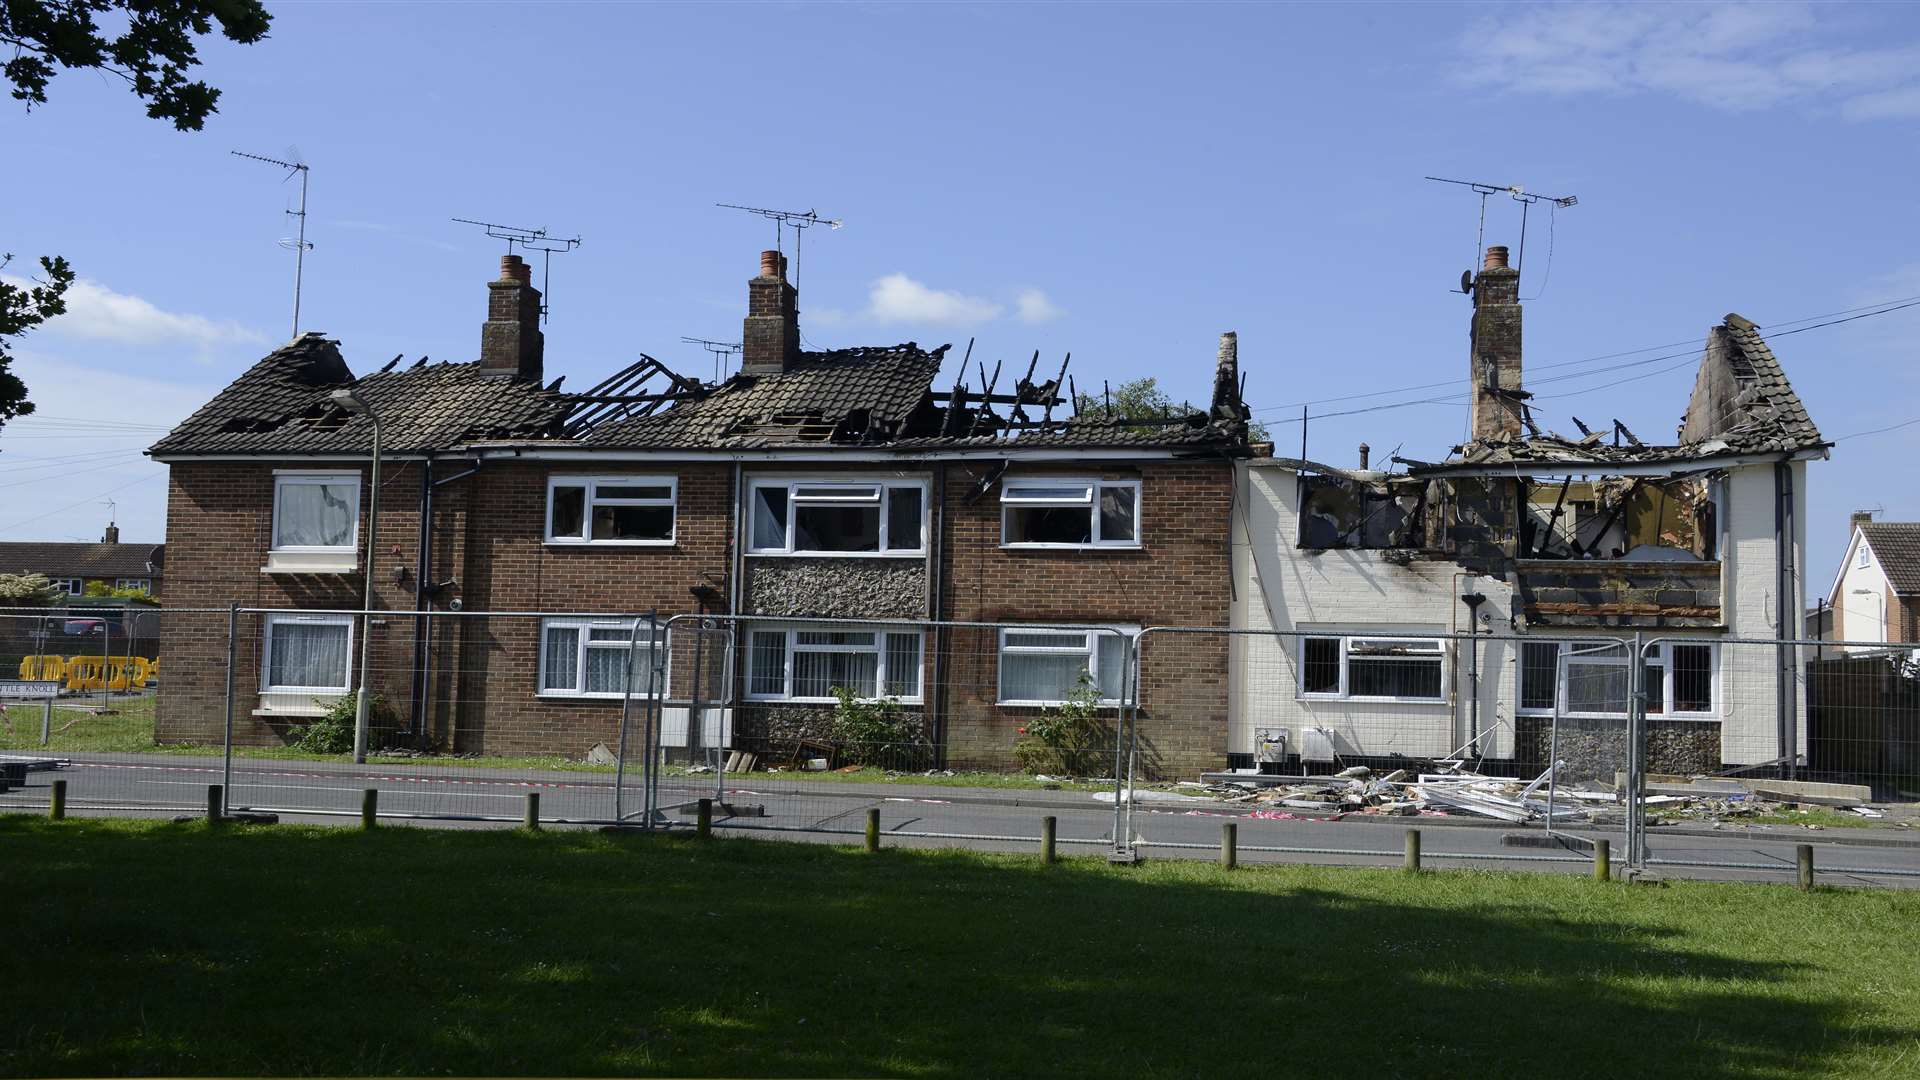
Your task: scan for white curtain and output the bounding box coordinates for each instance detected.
[794,650,878,698]
[278,482,355,547]
[269,620,349,689]
[542,626,580,691]
[1002,652,1089,702]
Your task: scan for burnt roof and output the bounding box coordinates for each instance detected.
[1862,523,1920,595]
[0,541,163,578]
[149,334,568,457]
[155,335,1245,459]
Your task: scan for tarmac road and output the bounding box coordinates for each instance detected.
[5,750,1917,888]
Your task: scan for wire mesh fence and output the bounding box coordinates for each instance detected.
[8,600,1920,884]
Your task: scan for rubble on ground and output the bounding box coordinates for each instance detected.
[1190,764,1901,828]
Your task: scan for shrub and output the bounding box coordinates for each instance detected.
[1013,675,1109,776]
[291,692,394,755]
[829,686,917,767]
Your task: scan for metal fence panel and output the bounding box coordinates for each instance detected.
[0,605,227,814]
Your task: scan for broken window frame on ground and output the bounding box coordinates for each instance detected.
[1296,635,1447,703]
[1517,639,1719,719]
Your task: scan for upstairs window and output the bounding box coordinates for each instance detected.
[272,472,360,552]
[50,578,83,596]
[547,476,676,545]
[114,578,151,592]
[748,480,925,555]
[1298,636,1445,703]
[1001,479,1140,548]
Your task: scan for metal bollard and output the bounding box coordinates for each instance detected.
[1221,821,1238,869]
[49,779,66,821]
[1797,843,1814,891]
[1041,815,1057,864]
[361,788,379,830]
[206,784,223,826]
[524,791,541,831]
[697,797,713,839]
[1404,828,1421,872]
[1594,837,1611,881]
[865,807,880,852]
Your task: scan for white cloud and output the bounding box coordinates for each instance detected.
[865,273,1005,326]
[4,276,271,353]
[1456,3,1920,119]
[1014,288,1064,324]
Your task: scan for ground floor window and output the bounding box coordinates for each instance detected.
[997,627,1136,705]
[746,627,923,702]
[1518,640,1717,718]
[538,618,663,698]
[1297,636,1445,702]
[263,614,353,693]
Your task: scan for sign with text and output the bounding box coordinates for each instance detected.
[0,681,60,699]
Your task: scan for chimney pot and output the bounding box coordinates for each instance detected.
[759,250,782,279]
[1358,443,1370,470]
[1484,245,1510,270]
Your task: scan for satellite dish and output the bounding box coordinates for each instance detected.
[1459,270,1474,295]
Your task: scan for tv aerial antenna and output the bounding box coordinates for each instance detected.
[1425,176,1577,295]
[231,149,312,339]
[681,337,742,383]
[450,218,582,323]
[716,204,842,291]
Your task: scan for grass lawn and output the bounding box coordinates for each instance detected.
[5,819,1919,1078]
[0,694,156,753]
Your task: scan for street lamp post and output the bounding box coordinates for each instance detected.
[330,387,383,764]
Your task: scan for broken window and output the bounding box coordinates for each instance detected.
[1297,476,1423,550]
[1517,475,1715,560]
[1001,479,1140,548]
[749,480,926,554]
[546,476,676,544]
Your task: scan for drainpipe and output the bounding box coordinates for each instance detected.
[1775,460,1798,778]
[410,457,433,745]
[928,462,946,767]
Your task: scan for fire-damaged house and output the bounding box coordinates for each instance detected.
[1230,245,1828,775]
[149,250,1252,775]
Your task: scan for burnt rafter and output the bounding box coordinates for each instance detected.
[558,353,709,438]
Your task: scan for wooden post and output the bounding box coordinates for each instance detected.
[697,797,713,839]
[1404,828,1421,871]
[1593,837,1611,881]
[1797,843,1814,891]
[206,783,223,825]
[865,807,880,852]
[1220,821,1238,869]
[523,791,541,831]
[361,787,378,830]
[1041,815,1057,864]
[49,778,66,821]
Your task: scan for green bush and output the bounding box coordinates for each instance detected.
[290,693,394,755]
[1012,675,1109,776]
[829,686,916,766]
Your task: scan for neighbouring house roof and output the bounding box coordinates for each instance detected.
[154,335,1248,459]
[0,542,164,579]
[1861,523,1920,595]
[148,334,568,457]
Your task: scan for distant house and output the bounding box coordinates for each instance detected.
[0,526,164,599]
[1826,513,1920,648]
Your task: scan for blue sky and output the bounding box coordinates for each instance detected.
[3,1,1917,598]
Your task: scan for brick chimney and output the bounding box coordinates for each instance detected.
[1468,244,1525,442]
[480,254,544,381]
[1852,510,1874,539]
[742,249,798,376]
[102,523,119,544]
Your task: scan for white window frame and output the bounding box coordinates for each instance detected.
[995,625,1139,707]
[1296,635,1447,704]
[746,478,928,557]
[114,577,151,592]
[545,475,677,546]
[50,577,83,596]
[745,625,924,703]
[535,617,665,699]
[260,613,354,694]
[1516,640,1721,720]
[1858,543,1871,569]
[999,478,1142,550]
[270,470,361,554]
